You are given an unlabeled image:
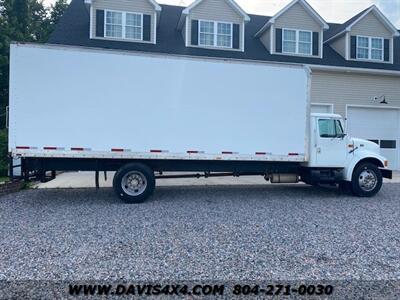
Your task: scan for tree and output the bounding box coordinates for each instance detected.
[49,0,68,26]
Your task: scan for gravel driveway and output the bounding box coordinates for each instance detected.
[1,183,400,298]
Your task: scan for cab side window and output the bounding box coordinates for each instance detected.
[318,119,343,138]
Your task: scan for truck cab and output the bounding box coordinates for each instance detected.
[304,113,392,196]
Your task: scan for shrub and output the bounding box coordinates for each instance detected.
[0,129,8,176]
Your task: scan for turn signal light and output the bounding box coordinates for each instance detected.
[384,160,388,167]
[348,144,354,148]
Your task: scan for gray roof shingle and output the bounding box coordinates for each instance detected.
[48,0,400,72]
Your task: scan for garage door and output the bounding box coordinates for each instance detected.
[347,107,400,170]
[311,104,333,113]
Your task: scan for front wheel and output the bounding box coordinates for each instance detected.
[113,163,155,203]
[351,162,382,197]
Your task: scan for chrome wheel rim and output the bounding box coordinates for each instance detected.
[358,169,378,192]
[121,171,147,196]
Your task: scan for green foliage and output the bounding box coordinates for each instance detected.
[49,0,68,26]
[0,0,69,175]
[0,129,8,176]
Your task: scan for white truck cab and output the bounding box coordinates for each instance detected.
[304,113,391,197]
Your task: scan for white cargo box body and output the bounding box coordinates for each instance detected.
[9,43,310,162]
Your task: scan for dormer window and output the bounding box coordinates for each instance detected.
[356,36,383,61]
[199,21,213,46]
[325,5,398,63]
[282,29,296,53]
[126,13,143,40]
[255,0,329,58]
[177,0,249,51]
[88,0,161,44]
[105,10,143,41]
[199,20,233,48]
[282,29,312,55]
[105,11,122,38]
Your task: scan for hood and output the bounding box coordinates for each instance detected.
[351,138,380,155]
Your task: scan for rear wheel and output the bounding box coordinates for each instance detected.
[113,163,155,203]
[351,162,382,197]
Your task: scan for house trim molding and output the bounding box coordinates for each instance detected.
[84,0,161,11]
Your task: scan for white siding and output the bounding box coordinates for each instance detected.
[260,27,271,52]
[91,0,156,44]
[310,70,400,118]
[274,3,321,31]
[186,0,244,51]
[330,35,346,58]
[351,11,393,39]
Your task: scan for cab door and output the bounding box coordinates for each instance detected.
[316,118,348,167]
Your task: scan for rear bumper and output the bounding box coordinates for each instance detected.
[380,168,393,179]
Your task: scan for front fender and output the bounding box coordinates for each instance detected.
[343,150,387,181]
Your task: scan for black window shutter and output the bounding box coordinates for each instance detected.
[143,14,151,41]
[384,39,390,61]
[275,28,282,53]
[312,32,319,56]
[96,10,104,37]
[191,20,199,45]
[350,36,357,59]
[232,24,240,49]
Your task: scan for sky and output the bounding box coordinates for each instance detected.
[43,0,400,28]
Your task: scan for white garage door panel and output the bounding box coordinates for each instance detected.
[347,108,398,139]
[347,107,399,170]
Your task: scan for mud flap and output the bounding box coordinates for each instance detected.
[380,168,392,179]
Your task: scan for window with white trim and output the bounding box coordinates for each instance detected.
[356,36,383,61]
[199,20,232,48]
[105,11,123,38]
[126,13,142,40]
[105,10,143,40]
[217,22,232,47]
[371,38,383,60]
[283,29,296,53]
[283,29,312,55]
[298,30,312,55]
[199,20,214,46]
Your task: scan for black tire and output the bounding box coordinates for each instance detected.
[113,163,155,203]
[351,162,382,197]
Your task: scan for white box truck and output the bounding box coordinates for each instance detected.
[8,43,392,202]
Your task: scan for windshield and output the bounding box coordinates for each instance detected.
[318,119,344,138]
